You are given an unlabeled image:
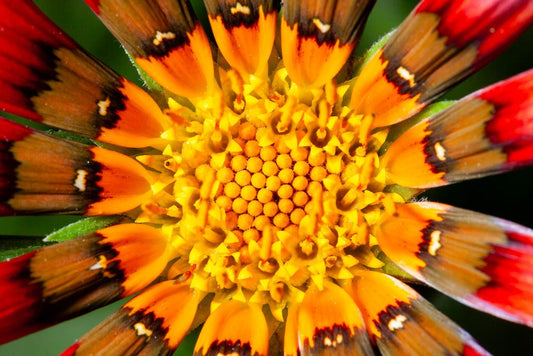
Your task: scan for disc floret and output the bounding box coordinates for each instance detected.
[137,69,403,319]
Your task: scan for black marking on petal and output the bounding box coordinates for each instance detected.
[417,220,450,264]
[421,129,455,175]
[77,307,173,355]
[13,235,127,325]
[205,1,280,30]
[204,339,253,356]
[13,42,63,112]
[308,324,353,351]
[130,1,198,59]
[382,54,424,98]
[375,301,411,338]
[141,28,191,59]
[71,149,104,213]
[283,0,376,45]
[0,141,19,215]
[92,80,127,131]
[121,308,169,346]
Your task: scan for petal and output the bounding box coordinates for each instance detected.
[350,0,533,128]
[0,224,170,345]
[376,202,533,326]
[85,0,216,98]
[194,300,269,355]
[284,281,373,355]
[0,119,152,216]
[63,280,199,355]
[383,69,533,188]
[0,0,168,148]
[281,0,376,87]
[345,270,488,355]
[205,0,279,77]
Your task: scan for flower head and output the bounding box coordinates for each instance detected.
[0,0,533,355]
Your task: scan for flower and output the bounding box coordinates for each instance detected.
[0,0,532,355]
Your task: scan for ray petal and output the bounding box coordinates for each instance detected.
[85,0,216,98]
[62,280,199,355]
[350,0,533,128]
[194,300,269,356]
[377,202,533,327]
[205,0,279,77]
[0,119,152,216]
[345,270,488,355]
[281,0,376,88]
[383,69,533,188]
[284,281,373,355]
[0,0,169,148]
[0,224,170,345]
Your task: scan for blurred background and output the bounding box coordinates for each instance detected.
[0,0,532,354]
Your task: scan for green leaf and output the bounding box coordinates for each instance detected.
[44,216,124,242]
[125,51,166,93]
[376,250,418,284]
[0,237,50,261]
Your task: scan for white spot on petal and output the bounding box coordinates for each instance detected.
[153,31,176,46]
[231,2,251,15]
[313,18,331,33]
[434,142,447,162]
[97,97,111,116]
[396,66,416,88]
[90,255,108,270]
[429,230,442,256]
[134,322,153,338]
[388,314,407,331]
[74,169,88,192]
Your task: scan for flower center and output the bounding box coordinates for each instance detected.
[138,69,402,316]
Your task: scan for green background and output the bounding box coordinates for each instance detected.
[1,0,532,354]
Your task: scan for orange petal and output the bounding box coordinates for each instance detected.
[206,0,279,76]
[0,223,169,345]
[281,0,375,87]
[351,0,533,128]
[346,270,488,355]
[383,70,533,188]
[284,281,372,355]
[0,119,151,216]
[195,300,269,355]
[86,0,216,98]
[0,0,167,148]
[377,202,533,327]
[64,281,199,354]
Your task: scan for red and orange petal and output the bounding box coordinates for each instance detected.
[281,0,376,88]
[85,0,216,98]
[206,0,279,77]
[0,0,167,148]
[0,119,151,216]
[281,21,354,88]
[284,281,372,355]
[64,280,199,355]
[194,300,269,356]
[346,270,488,355]
[351,0,533,128]
[416,0,533,69]
[383,70,533,188]
[349,48,423,128]
[0,224,169,345]
[377,202,533,327]
[85,147,153,216]
[135,24,216,98]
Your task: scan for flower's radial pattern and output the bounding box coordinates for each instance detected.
[0,1,169,148]
[383,70,533,188]
[0,0,532,355]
